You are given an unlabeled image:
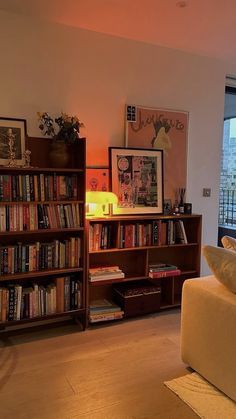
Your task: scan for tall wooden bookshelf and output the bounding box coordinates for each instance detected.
[0,136,87,331]
[87,214,202,325]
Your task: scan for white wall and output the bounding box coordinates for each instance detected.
[0,11,228,274]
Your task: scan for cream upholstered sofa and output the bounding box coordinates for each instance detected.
[181,275,236,402]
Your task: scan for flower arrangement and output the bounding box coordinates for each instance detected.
[37,112,84,144]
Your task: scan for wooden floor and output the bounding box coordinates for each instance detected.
[0,310,197,419]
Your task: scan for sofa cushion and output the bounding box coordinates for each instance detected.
[203,245,236,293]
[221,235,236,251]
[181,275,236,402]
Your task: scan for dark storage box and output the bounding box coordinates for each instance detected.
[113,280,161,318]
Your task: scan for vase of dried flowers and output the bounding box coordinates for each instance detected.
[49,141,70,168]
[37,112,85,168]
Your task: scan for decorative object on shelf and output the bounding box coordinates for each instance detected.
[7,128,17,167]
[125,104,188,204]
[22,149,31,168]
[164,199,172,215]
[86,191,118,217]
[178,187,186,214]
[0,117,26,166]
[109,147,163,215]
[184,202,192,214]
[37,112,85,168]
[86,166,109,192]
[49,141,70,168]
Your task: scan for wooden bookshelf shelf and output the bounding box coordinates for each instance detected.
[0,227,84,236]
[0,200,84,204]
[0,267,83,282]
[0,137,86,331]
[87,214,202,325]
[0,167,84,174]
[89,269,198,287]
[0,307,86,328]
[89,242,199,253]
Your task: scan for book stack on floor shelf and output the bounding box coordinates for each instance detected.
[89,299,124,323]
[89,265,125,283]
[148,263,181,279]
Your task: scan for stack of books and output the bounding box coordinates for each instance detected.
[89,299,124,323]
[149,263,181,278]
[89,265,125,283]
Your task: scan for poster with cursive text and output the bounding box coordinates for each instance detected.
[125,105,188,203]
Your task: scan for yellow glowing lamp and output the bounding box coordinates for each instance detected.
[86,191,118,217]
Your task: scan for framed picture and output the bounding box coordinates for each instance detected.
[125,104,188,203]
[0,117,26,166]
[109,147,163,215]
[86,166,109,191]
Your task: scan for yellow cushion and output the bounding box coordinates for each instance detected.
[221,235,236,251]
[203,245,236,293]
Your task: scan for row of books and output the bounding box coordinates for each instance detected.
[89,265,125,282]
[0,237,81,275]
[88,223,113,251]
[148,263,181,279]
[89,298,124,323]
[0,276,82,322]
[0,203,82,232]
[0,174,78,202]
[89,220,188,251]
[118,220,188,248]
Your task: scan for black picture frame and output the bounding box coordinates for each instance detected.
[0,117,27,166]
[109,147,163,215]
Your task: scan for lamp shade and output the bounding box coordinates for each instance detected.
[86,191,118,205]
[86,191,118,217]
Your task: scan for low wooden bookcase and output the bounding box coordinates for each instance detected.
[0,137,87,331]
[87,214,202,325]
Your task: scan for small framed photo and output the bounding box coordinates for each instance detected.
[86,166,109,192]
[0,117,26,166]
[109,147,163,215]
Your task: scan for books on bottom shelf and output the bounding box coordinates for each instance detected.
[0,276,82,322]
[89,299,124,323]
[89,265,125,282]
[148,263,181,279]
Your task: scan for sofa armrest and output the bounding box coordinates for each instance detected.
[181,275,236,401]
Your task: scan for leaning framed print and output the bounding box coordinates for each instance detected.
[125,104,188,203]
[109,147,163,215]
[0,117,26,166]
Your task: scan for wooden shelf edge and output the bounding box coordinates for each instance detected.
[87,214,202,222]
[160,303,181,310]
[0,308,86,327]
[89,270,198,286]
[0,267,83,281]
[89,276,147,286]
[89,243,199,254]
[0,200,84,205]
[0,167,84,173]
[0,227,84,236]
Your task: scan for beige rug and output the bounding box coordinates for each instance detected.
[164,372,236,418]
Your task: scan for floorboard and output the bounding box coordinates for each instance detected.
[0,309,197,418]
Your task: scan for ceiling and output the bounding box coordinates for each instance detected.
[0,0,236,62]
